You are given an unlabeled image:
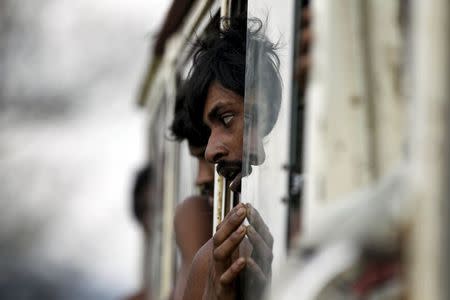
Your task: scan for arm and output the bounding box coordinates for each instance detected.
[173,195,212,300]
[183,203,247,300]
[183,203,273,300]
[182,239,213,300]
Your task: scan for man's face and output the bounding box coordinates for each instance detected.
[189,144,214,202]
[203,81,246,193]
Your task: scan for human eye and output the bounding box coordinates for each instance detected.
[220,113,234,127]
[244,112,252,121]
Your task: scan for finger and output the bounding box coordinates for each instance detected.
[213,205,246,247]
[238,236,253,259]
[246,225,273,265]
[213,225,246,262]
[246,204,274,248]
[215,203,246,232]
[219,257,246,286]
[213,205,247,274]
[245,257,267,285]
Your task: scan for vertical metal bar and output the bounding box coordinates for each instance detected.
[160,76,179,300]
[285,0,305,251]
[408,0,450,299]
[220,0,232,29]
[212,166,226,234]
[212,0,234,235]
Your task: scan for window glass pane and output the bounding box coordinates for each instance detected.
[241,0,295,297]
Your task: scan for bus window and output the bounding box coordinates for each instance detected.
[240,0,296,297]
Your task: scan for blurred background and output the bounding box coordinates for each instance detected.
[0,0,169,299]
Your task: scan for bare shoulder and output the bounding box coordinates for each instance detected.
[174,195,212,260]
[174,195,212,238]
[175,195,212,221]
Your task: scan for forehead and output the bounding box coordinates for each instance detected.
[203,82,244,122]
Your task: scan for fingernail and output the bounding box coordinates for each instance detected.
[236,225,245,234]
[237,258,245,266]
[236,207,246,217]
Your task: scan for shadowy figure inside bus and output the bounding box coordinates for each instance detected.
[124,165,153,300]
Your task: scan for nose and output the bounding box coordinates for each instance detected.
[196,158,214,186]
[247,129,266,165]
[204,133,228,163]
[248,146,265,165]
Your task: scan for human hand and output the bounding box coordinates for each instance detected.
[203,203,247,300]
[239,203,274,299]
[203,203,274,300]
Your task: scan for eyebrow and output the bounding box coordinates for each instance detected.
[206,102,229,123]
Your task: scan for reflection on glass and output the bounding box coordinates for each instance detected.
[243,17,282,173]
[241,12,286,299]
[239,0,298,298]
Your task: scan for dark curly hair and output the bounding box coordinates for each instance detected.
[184,16,282,140]
[170,83,209,147]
